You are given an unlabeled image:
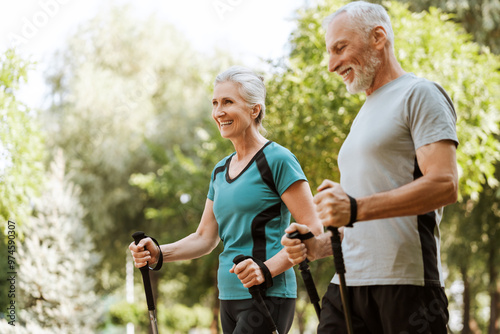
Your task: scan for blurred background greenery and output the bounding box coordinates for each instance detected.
[0,0,499,333]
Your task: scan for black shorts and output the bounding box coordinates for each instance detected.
[220,297,295,334]
[318,283,449,334]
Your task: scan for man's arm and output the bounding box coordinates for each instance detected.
[357,139,458,221]
[315,140,458,227]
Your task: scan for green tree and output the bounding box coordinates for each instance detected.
[0,49,45,315]
[265,0,500,331]
[44,5,218,291]
[372,0,500,54]
[0,150,100,333]
[443,158,500,333]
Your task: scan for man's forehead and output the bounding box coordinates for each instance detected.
[325,13,355,44]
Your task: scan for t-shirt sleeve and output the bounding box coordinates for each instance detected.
[270,146,308,196]
[207,168,215,201]
[207,159,227,201]
[406,81,459,150]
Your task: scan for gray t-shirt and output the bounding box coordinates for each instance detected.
[334,73,458,287]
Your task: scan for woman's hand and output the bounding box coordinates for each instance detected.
[129,237,160,268]
[230,259,265,288]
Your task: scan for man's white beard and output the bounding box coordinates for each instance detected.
[346,49,381,94]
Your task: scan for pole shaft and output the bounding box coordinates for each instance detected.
[149,310,159,334]
[132,231,160,334]
[328,227,354,334]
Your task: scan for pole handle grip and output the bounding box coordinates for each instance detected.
[233,255,261,296]
[132,231,156,311]
[233,255,278,333]
[132,231,146,245]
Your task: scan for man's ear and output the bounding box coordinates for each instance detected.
[372,26,388,50]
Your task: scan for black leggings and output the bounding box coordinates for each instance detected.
[220,297,295,334]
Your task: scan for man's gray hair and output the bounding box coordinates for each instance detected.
[214,66,266,127]
[323,1,394,49]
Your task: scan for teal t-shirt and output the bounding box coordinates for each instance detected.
[208,141,306,300]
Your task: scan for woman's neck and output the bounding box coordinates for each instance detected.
[231,132,268,162]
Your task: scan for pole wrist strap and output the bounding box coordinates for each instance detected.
[237,255,274,290]
[346,194,357,227]
[146,235,163,271]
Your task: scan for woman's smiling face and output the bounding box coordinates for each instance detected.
[212,81,257,139]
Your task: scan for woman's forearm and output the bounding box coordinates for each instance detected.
[265,248,295,278]
[160,232,219,263]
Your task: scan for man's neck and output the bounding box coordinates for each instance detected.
[366,53,406,96]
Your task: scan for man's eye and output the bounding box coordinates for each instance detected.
[224,100,232,104]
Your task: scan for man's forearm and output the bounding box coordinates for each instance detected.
[309,230,334,261]
[356,173,457,222]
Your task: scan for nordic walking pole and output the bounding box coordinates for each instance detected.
[132,231,159,334]
[326,226,353,334]
[233,255,279,334]
[286,231,321,320]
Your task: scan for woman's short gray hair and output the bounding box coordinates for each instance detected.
[214,66,266,129]
[323,1,394,50]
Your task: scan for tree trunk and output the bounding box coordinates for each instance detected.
[210,271,220,334]
[462,265,471,334]
[296,304,306,334]
[488,236,499,334]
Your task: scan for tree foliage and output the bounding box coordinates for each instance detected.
[0,150,100,333]
[0,49,45,315]
[372,0,500,54]
[0,49,45,226]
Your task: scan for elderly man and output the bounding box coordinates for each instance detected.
[282,1,458,333]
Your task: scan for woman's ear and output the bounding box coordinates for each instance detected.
[252,104,261,119]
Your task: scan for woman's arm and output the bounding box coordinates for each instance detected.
[265,180,323,275]
[129,199,220,268]
[281,180,323,235]
[231,180,323,286]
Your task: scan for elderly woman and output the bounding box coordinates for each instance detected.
[129,66,321,333]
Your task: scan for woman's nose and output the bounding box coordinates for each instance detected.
[214,105,226,117]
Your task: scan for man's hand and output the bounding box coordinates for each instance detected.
[314,179,352,228]
[230,259,265,288]
[281,223,322,264]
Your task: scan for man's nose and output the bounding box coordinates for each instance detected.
[328,54,338,73]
